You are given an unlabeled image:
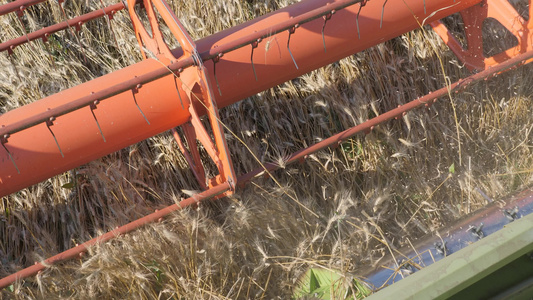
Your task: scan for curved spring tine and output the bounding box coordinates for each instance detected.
[172,69,185,109]
[99,0,120,50]
[90,101,106,142]
[46,118,64,157]
[41,35,57,69]
[56,0,87,64]
[381,0,388,29]
[213,53,223,96]
[132,86,150,125]
[251,39,260,81]
[287,25,299,69]
[1,136,20,174]
[322,11,335,53]
[356,0,368,39]
[15,9,38,53]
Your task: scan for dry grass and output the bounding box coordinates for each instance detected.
[1,0,533,298]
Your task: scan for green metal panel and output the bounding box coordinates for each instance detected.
[452,251,533,299]
[365,212,533,300]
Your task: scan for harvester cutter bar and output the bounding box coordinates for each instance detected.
[362,188,533,293]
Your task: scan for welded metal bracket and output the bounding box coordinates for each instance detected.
[127,0,237,193]
[430,0,533,71]
[127,0,177,63]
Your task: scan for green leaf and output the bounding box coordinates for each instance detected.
[293,268,347,299]
[61,181,75,189]
[353,279,372,298]
[449,163,455,174]
[7,284,14,292]
[309,269,319,292]
[293,268,373,299]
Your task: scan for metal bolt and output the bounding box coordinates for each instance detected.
[468,223,484,239]
[503,206,519,221]
[397,258,416,275]
[434,241,448,255]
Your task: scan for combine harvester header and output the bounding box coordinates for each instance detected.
[1,0,532,296]
[0,0,482,196]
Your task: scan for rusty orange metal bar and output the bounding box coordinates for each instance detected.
[0,0,47,17]
[0,182,231,290]
[0,0,481,197]
[0,2,125,54]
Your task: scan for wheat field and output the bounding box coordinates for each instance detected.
[1,0,532,298]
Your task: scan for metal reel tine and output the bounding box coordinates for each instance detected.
[42,36,57,69]
[46,117,64,157]
[99,0,121,51]
[381,0,388,29]
[251,39,260,81]
[287,25,299,70]
[322,10,334,53]
[172,71,186,109]
[132,85,150,125]
[356,0,367,39]
[56,0,87,64]
[14,8,38,54]
[1,136,20,174]
[90,100,106,142]
[213,54,223,96]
